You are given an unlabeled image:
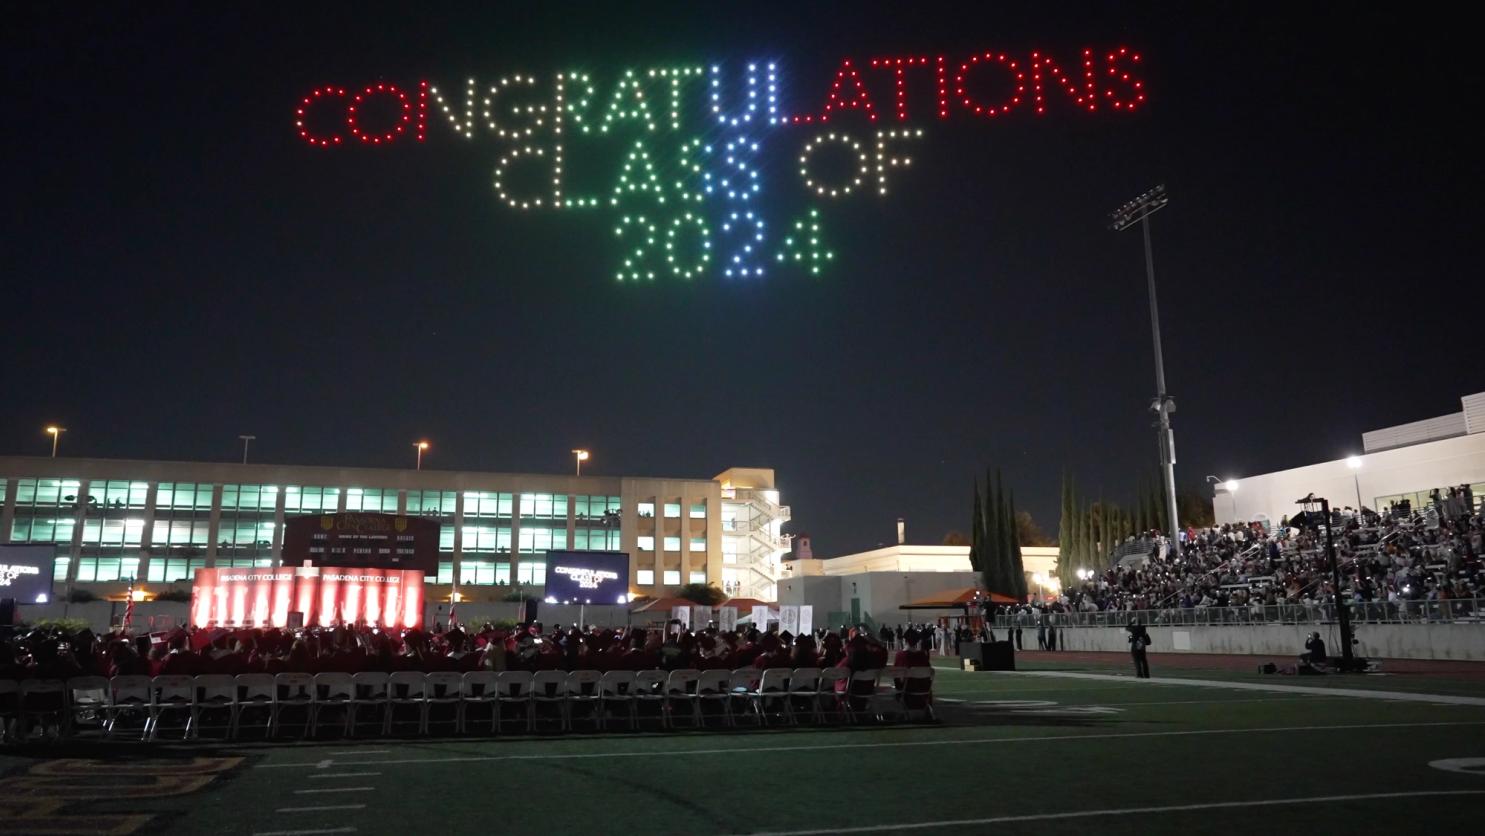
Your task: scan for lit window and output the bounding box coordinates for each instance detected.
[689,537,706,552]
[637,502,655,518]
[663,570,681,586]
[637,569,655,586]
[689,571,706,584]
[664,503,681,518]
[638,536,655,551]
[689,502,706,519]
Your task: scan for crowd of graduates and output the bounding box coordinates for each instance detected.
[0,618,936,683]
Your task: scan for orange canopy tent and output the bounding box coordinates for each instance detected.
[898,587,1019,609]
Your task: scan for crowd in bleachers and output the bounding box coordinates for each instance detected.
[1055,491,1483,614]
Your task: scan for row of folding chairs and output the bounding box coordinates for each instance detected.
[0,666,935,742]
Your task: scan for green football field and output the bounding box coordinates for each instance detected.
[4,656,1485,836]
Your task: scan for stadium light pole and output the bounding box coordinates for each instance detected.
[414,440,429,470]
[1111,185,1179,539]
[239,434,256,465]
[45,425,66,457]
[572,448,590,476]
[1297,493,1358,671]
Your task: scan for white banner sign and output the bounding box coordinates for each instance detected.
[799,605,813,635]
[718,606,738,632]
[751,605,770,629]
[780,605,800,635]
[693,605,714,628]
[671,606,691,630]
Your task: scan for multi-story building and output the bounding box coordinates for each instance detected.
[0,456,789,602]
[716,468,793,601]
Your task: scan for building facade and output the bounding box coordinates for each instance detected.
[0,456,788,602]
[1212,391,1485,525]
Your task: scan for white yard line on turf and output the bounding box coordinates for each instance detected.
[728,789,1485,835]
[309,772,381,779]
[254,719,1485,769]
[275,805,368,813]
[994,670,1485,705]
[327,749,390,755]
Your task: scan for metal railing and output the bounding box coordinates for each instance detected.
[994,598,1485,628]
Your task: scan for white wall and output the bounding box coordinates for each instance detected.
[1215,432,1485,524]
[1056,623,1485,662]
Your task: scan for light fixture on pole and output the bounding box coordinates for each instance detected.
[45,426,66,458]
[1111,185,1178,539]
[239,434,256,465]
[414,440,430,470]
[1346,455,1364,509]
[1206,475,1240,522]
[572,448,590,476]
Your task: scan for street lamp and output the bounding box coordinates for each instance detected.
[572,448,590,476]
[1206,475,1240,523]
[414,440,430,470]
[239,434,256,465]
[45,426,65,457]
[1346,455,1364,509]
[1111,185,1178,539]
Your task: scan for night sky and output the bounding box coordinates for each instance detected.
[5,2,1483,555]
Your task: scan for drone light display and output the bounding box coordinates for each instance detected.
[295,48,1146,281]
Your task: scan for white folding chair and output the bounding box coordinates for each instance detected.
[104,675,152,738]
[631,670,668,730]
[596,670,635,731]
[17,679,66,741]
[531,670,568,732]
[565,670,603,732]
[233,673,276,738]
[727,669,761,727]
[0,679,19,742]
[66,676,111,737]
[902,666,937,722]
[272,672,316,738]
[754,668,792,726]
[387,671,428,735]
[312,672,355,737]
[349,671,390,737]
[495,670,534,734]
[872,665,908,723]
[787,667,822,724]
[147,675,194,740]
[461,671,500,734]
[695,669,732,728]
[424,672,465,735]
[190,674,237,739]
[848,669,881,723]
[664,669,702,729]
[816,667,851,724]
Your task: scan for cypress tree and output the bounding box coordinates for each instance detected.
[1007,487,1028,601]
[969,479,984,573]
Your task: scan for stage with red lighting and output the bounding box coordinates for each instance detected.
[190,566,424,630]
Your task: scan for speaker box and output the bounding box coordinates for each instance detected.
[523,599,539,624]
[961,640,1016,671]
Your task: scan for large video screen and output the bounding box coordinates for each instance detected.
[544,550,630,605]
[0,545,56,603]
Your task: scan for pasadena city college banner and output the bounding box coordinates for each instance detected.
[191,566,424,630]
